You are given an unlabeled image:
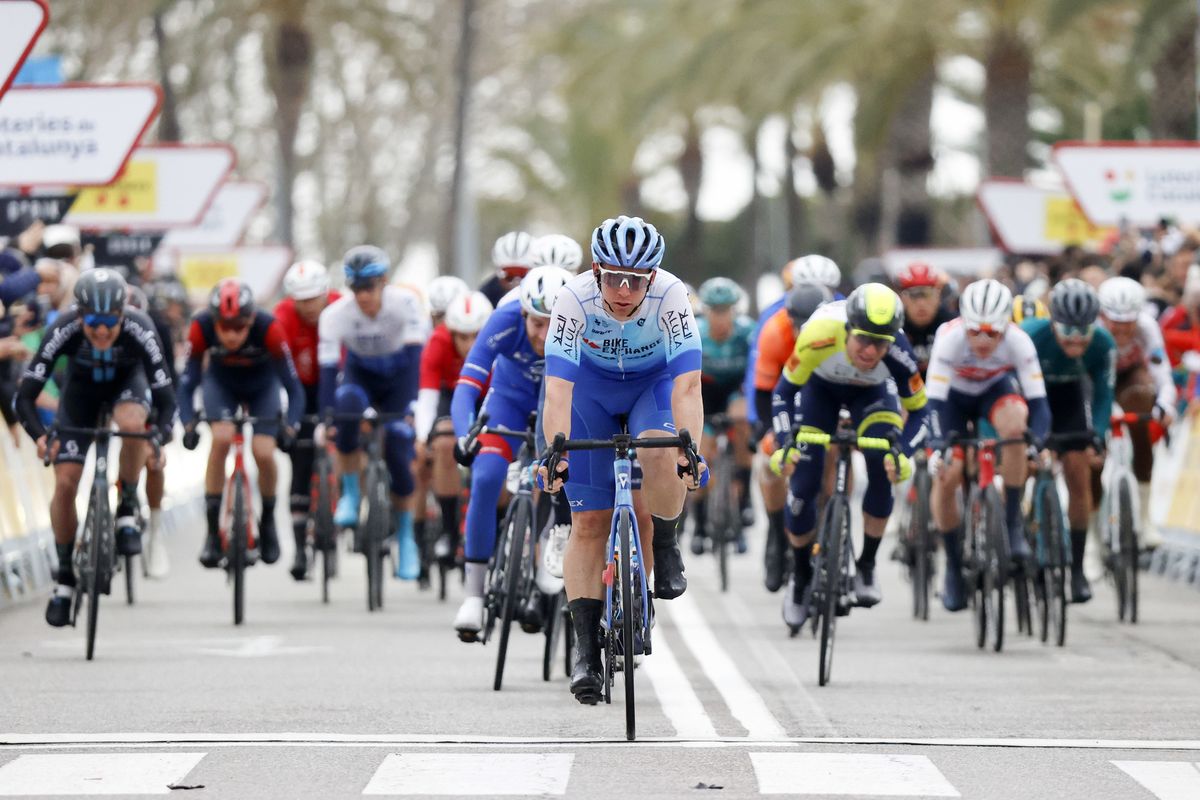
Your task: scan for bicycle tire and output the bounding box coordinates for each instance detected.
[364,462,387,612]
[818,498,846,687]
[709,448,733,593]
[563,608,574,679]
[910,464,932,621]
[543,590,564,682]
[618,507,637,740]
[967,488,987,650]
[232,476,247,626]
[1041,481,1067,647]
[982,487,1006,653]
[315,450,335,604]
[85,482,106,661]
[482,515,509,644]
[1118,480,1138,624]
[494,499,529,692]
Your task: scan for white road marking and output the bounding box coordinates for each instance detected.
[0,753,205,795]
[642,628,719,739]
[662,592,788,739]
[1112,760,1200,800]
[362,753,573,795]
[197,635,329,658]
[751,752,960,797]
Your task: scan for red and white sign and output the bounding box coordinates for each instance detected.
[155,180,267,270]
[1054,141,1200,228]
[977,179,1113,255]
[883,247,1003,279]
[0,0,48,99]
[0,83,161,188]
[64,143,235,230]
[174,246,293,300]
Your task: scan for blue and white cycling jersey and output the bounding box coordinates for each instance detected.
[545,268,702,383]
[451,291,545,436]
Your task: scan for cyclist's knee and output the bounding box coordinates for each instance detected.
[431,420,455,461]
[54,466,83,498]
[569,510,609,541]
[112,403,148,432]
[990,398,1027,437]
[250,434,276,462]
[210,422,235,448]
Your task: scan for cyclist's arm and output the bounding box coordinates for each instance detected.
[770,373,800,442]
[13,313,74,441]
[541,375,574,444]
[415,331,449,440]
[923,329,955,449]
[177,319,207,427]
[1142,317,1178,410]
[887,335,929,456]
[129,312,177,436]
[451,308,510,437]
[1009,326,1050,444]
[265,320,305,429]
[1089,335,1117,441]
[316,304,342,416]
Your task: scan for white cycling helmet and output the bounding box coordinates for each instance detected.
[788,255,841,290]
[1098,276,1146,322]
[427,275,470,316]
[520,266,571,318]
[283,260,330,300]
[531,234,584,271]
[492,231,536,270]
[445,291,493,334]
[959,278,1012,330]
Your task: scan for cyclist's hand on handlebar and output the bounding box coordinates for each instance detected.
[537,457,568,494]
[147,433,167,470]
[36,434,58,464]
[1153,401,1176,427]
[677,452,708,490]
[883,451,911,483]
[454,435,480,467]
[182,425,200,451]
[768,440,799,477]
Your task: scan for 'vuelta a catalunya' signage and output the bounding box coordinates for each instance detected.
[1054,141,1200,227]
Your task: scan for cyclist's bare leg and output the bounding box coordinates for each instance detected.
[50,463,84,550]
[250,434,277,497]
[335,450,366,483]
[636,431,687,516]
[145,465,164,509]
[113,402,149,488]
[564,509,611,600]
[1061,451,1092,533]
[205,421,235,495]
[931,457,965,534]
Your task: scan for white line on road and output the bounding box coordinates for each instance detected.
[1112,760,1200,800]
[363,753,574,795]
[641,628,719,739]
[0,753,205,795]
[751,752,961,797]
[662,592,788,739]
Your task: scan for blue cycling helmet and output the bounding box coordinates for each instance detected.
[590,215,665,270]
[343,245,390,286]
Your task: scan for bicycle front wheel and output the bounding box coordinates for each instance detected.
[124,554,135,606]
[1040,481,1068,646]
[982,487,1006,653]
[315,450,336,604]
[910,464,932,621]
[494,499,530,692]
[818,498,847,687]
[85,484,107,661]
[231,477,247,626]
[618,507,637,740]
[1117,480,1138,624]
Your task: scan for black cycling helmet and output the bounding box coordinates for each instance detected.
[210,278,255,323]
[1050,278,1100,327]
[74,268,127,315]
[785,281,831,328]
[844,282,904,341]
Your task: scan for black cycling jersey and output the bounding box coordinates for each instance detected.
[903,305,956,377]
[15,307,176,441]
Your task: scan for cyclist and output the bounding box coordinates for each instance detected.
[531,233,584,273]
[1021,278,1116,603]
[274,260,341,580]
[769,284,927,628]
[319,245,429,579]
[480,231,536,308]
[690,277,756,555]
[925,279,1050,612]
[15,269,175,627]
[426,275,470,328]
[1012,294,1049,325]
[538,215,706,704]
[415,290,493,574]
[894,261,954,377]
[1096,276,1176,551]
[180,278,304,568]
[751,282,831,591]
[450,266,570,640]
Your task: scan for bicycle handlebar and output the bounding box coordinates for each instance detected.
[796,430,893,451]
[542,428,700,488]
[43,427,162,467]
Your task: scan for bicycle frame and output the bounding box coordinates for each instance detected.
[604,443,651,652]
[220,414,257,555]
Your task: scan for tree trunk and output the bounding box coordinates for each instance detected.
[882,67,934,247]
[151,5,181,142]
[678,120,703,271]
[1150,13,1197,139]
[441,0,477,279]
[746,121,764,282]
[784,120,806,257]
[268,13,312,248]
[983,27,1031,178]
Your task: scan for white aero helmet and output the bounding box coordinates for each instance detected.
[520,266,571,318]
[445,291,493,334]
[427,275,470,316]
[492,231,536,270]
[959,278,1012,331]
[789,254,841,290]
[283,260,330,300]
[1098,276,1146,322]
[531,234,583,271]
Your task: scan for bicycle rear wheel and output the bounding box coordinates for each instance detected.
[982,487,1006,653]
[709,451,733,593]
[124,554,135,606]
[1040,481,1067,646]
[231,476,247,626]
[85,485,107,661]
[618,507,637,740]
[818,498,847,687]
[910,465,932,621]
[494,500,529,692]
[1117,481,1138,624]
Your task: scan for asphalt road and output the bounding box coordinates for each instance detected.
[2,463,1199,799]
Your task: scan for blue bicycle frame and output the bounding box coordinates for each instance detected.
[602,454,651,655]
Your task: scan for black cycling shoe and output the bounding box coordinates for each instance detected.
[115,503,142,556]
[290,526,308,581]
[45,583,75,627]
[689,530,706,556]
[520,588,545,634]
[568,600,604,705]
[653,545,687,600]
[258,516,280,565]
[199,530,223,569]
[764,536,786,593]
[1070,566,1093,604]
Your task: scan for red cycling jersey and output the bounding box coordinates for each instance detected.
[420,323,467,392]
[273,291,341,386]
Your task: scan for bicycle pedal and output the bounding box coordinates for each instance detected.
[456,630,480,644]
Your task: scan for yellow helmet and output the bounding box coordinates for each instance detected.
[1012,295,1049,324]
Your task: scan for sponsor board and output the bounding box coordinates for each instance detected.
[0,0,48,99]
[1054,141,1200,227]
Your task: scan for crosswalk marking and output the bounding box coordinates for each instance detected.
[362,753,574,796]
[1112,760,1200,800]
[0,753,206,795]
[642,629,719,739]
[750,753,961,797]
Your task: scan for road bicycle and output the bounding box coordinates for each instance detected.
[898,450,934,621]
[543,426,700,741]
[297,416,339,604]
[46,411,160,659]
[701,413,744,593]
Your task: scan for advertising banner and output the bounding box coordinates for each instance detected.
[176,246,292,300]
[0,0,48,99]
[1054,141,1200,228]
[977,179,1113,254]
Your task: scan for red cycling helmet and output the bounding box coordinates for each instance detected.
[210,278,255,324]
[895,261,943,290]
